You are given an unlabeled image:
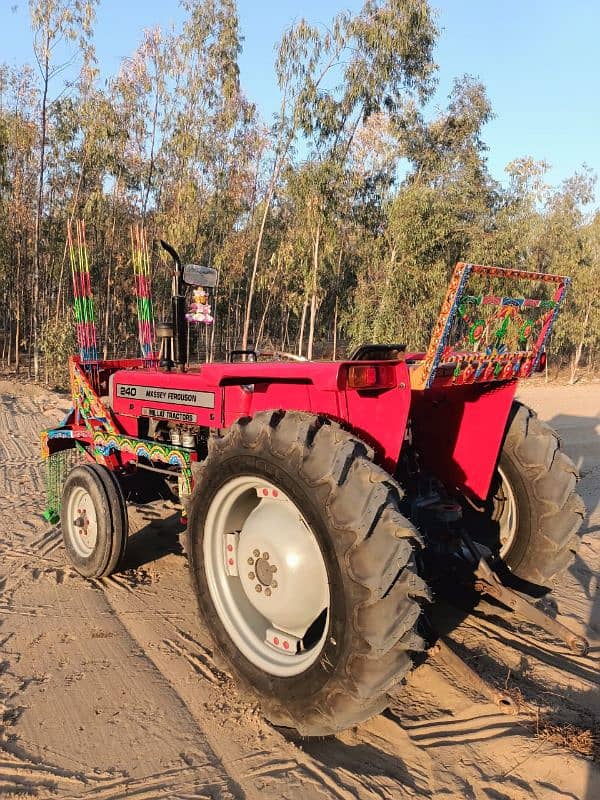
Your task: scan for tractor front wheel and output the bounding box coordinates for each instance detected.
[187,411,429,736]
[472,401,585,589]
[61,463,128,578]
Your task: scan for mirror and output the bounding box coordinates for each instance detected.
[183,263,218,288]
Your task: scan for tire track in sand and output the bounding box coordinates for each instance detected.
[0,390,240,799]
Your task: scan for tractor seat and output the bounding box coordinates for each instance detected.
[349,343,406,361]
[156,321,174,338]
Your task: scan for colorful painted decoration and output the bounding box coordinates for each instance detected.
[93,431,193,495]
[70,358,117,434]
[469,320,485,345]
[417,262,570,389]
[131,224,157,363]
[68,219,99,362]
[519,322,534,344]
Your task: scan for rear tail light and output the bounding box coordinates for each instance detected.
[346,364,397,390]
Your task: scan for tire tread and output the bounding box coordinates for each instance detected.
[189,410,428,736]
[503,402,584,585]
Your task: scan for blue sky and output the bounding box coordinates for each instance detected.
[2,0,598,203]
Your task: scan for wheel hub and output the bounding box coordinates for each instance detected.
[237,495,328,637]
[253,554,277,588]
[74,508,91,535]
[203,476,331,677]
[66,487,98,556]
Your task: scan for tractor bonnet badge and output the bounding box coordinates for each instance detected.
[116,384,215,408]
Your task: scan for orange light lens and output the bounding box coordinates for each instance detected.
[347,364,396,390]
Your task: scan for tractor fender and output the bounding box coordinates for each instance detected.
[408,380,519,501]
[219,360,412,474]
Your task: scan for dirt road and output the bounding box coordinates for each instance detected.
[0,380,598,799]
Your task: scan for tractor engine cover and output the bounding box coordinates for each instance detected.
[109,369,219,430]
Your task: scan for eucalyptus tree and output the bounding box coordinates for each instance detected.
[274,0,438,358]
[348,76,497,348]
[28,0,98,377]
[111,26,172,218]
[239,22,308,352]
[0,65,39,370]
[158,0,259,358]
[535,171,598,382]
[159,0,243,243]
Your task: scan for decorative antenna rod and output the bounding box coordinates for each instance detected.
[131,224,157,364]
[68,219,98,362]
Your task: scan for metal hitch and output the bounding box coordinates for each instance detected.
[461,529,589,657]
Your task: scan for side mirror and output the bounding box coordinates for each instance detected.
[183,263,218,288]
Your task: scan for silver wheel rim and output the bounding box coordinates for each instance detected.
[203,476,330,677]
[66,486,98,557]
[495,466,518,558]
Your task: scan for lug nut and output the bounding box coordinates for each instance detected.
[265,588,271,597]
[255,585,262,593]
[253,549,260,558]
[271,565,277,573]
[262,552,269,560]
[271,580,278,589]
[247,557,254,565]
[248,572,255,580]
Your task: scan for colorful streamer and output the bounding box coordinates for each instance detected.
[68,219,99,362]
[131,224,157,364]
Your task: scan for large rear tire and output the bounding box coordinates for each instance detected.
[472,401,585,588]
[187,411,429,736]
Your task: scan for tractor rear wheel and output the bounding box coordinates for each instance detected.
[187,411,429,736]
[472,401,585,588]
[61,463,128,578]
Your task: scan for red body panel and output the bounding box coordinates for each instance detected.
[109,361,412,473]
[110,368,221,430]
[55,355,518,503]
[408,380,518,500]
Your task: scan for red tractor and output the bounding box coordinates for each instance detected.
[41,239,586,736]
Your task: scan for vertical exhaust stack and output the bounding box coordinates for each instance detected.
[160,240,188,371]
[172,294,188,371]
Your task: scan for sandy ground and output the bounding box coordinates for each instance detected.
[0,379,598,799]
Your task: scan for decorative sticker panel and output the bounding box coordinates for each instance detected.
[416,263,570,389]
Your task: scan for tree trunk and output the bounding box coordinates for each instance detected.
[142,76,160,218]
[14,242,21,373]
[332,245,343,360]
[307,220,321,361]
[33,49,50,380]
[256,291,273,350]
[242,187,273,351]
[283,308,290,352]
[332,295,339,360]
[297,295,308,357]
[569,301,591,385]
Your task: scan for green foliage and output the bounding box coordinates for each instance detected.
[0,0,597,379]
[40,315,76,388]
